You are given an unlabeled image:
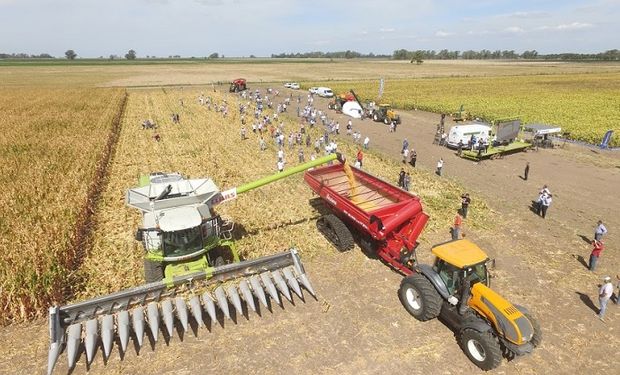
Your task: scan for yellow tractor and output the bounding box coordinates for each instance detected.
[371,104,401,125]
[398,239,541,371]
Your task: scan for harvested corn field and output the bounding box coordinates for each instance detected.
[76,87,493,301]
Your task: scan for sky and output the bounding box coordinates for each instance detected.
[0,0,618,57]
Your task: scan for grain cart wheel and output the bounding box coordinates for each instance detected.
[524,312,542,348]
[458,328,503,371]
[144,259,164,283]
[317,214,354,252]
[398,274,442,321]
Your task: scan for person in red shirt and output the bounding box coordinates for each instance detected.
[356,149,364,167]
[452,211,463,240]
[589,240,604,271]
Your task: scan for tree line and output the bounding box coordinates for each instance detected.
[393,49,619,61]
[271,51,391,59]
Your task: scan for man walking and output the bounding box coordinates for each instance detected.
[452,211,463,240]
[594,220,607,241]
[461,193,471,219]
[589,240,605,271]
[598,276,613,321]
[524,162,530,181]
[409,149,417,168]
[436,158,444,176]
[356,148,364,168]
[540,193,552,218]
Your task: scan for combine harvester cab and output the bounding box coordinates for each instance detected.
[47,154,341,374]
[304,163,428,274]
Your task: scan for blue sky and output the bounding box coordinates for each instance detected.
[0,0,618,57]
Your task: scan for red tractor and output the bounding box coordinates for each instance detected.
[229,78,247,92]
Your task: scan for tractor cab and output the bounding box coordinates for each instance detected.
[431,239,490,294]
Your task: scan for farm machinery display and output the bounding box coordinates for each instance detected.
[370,103,401,124]
[47,153,340,374]
[303,162,541,370]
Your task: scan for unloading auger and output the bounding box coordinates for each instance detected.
[47,153,343,374]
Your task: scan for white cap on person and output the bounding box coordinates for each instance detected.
[603,276,611,282]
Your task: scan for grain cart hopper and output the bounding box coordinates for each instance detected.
[398,239,541,370]
[47,153,341,374]
[304,163,428,273]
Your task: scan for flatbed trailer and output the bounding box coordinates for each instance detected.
[460,140,531,161]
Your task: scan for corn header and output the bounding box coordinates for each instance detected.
[47,153,342,374]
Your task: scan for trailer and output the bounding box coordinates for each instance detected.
[304,163,428,274]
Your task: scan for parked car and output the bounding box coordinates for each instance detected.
[290,83,300,90]
[316,87,334,98]
[284,82,292,88]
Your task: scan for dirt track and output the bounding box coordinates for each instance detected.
[1,88,618,375]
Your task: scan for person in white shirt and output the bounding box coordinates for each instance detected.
[363,136,370,149]
[436,158,444,176]
[594,220,607,241]
[277,149,284,162]
[402,148,409,164]
[277,160,285,172]
[598,276,614,320]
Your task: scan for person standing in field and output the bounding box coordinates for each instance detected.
[452,211,463,240]
[589,240,605,271]
[594,220,607,241]
[404,172,411,192]
[398,168,406,188]
[356,149,364,168]
[363,136,370,150]
[461,193,471,219]
[598,276,613,321]
[436,158,444,176]
[540,193,552,218]
[277,160,285,172]
[457,140,464,156]
[402,138,409,154]
[402,147,409,164]
[524,162,530,181]
[409,149,417,168]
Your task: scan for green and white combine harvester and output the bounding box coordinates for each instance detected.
[47,153,342,374]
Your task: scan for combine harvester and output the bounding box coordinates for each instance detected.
[47,153,342,374]
[304,163,541,370]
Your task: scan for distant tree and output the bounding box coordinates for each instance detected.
[249,54,256,58]
[125,49,137,60]
[65,49,77,60]
[109,54,118,60]
[209,52,219,59]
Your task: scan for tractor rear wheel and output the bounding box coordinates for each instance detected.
[524,312,542,348]
[317,214,354,252]
[458,328,503,371]
[398,274,442,321]
[144,259,164,283]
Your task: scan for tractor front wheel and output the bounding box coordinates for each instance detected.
[458,328,503,371]
[317,214,354,252]
[144,259,164,283]
[398,274,442,321]
[373,113,379,122]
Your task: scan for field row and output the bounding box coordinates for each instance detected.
[308,72,620,147]
[0,87,125,324]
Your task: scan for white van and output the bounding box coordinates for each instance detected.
[316,87,334,98]
[446,123,492,148]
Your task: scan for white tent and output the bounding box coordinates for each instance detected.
[342,101,363,119]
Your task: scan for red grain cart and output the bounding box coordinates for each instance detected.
[304,163,428,274]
